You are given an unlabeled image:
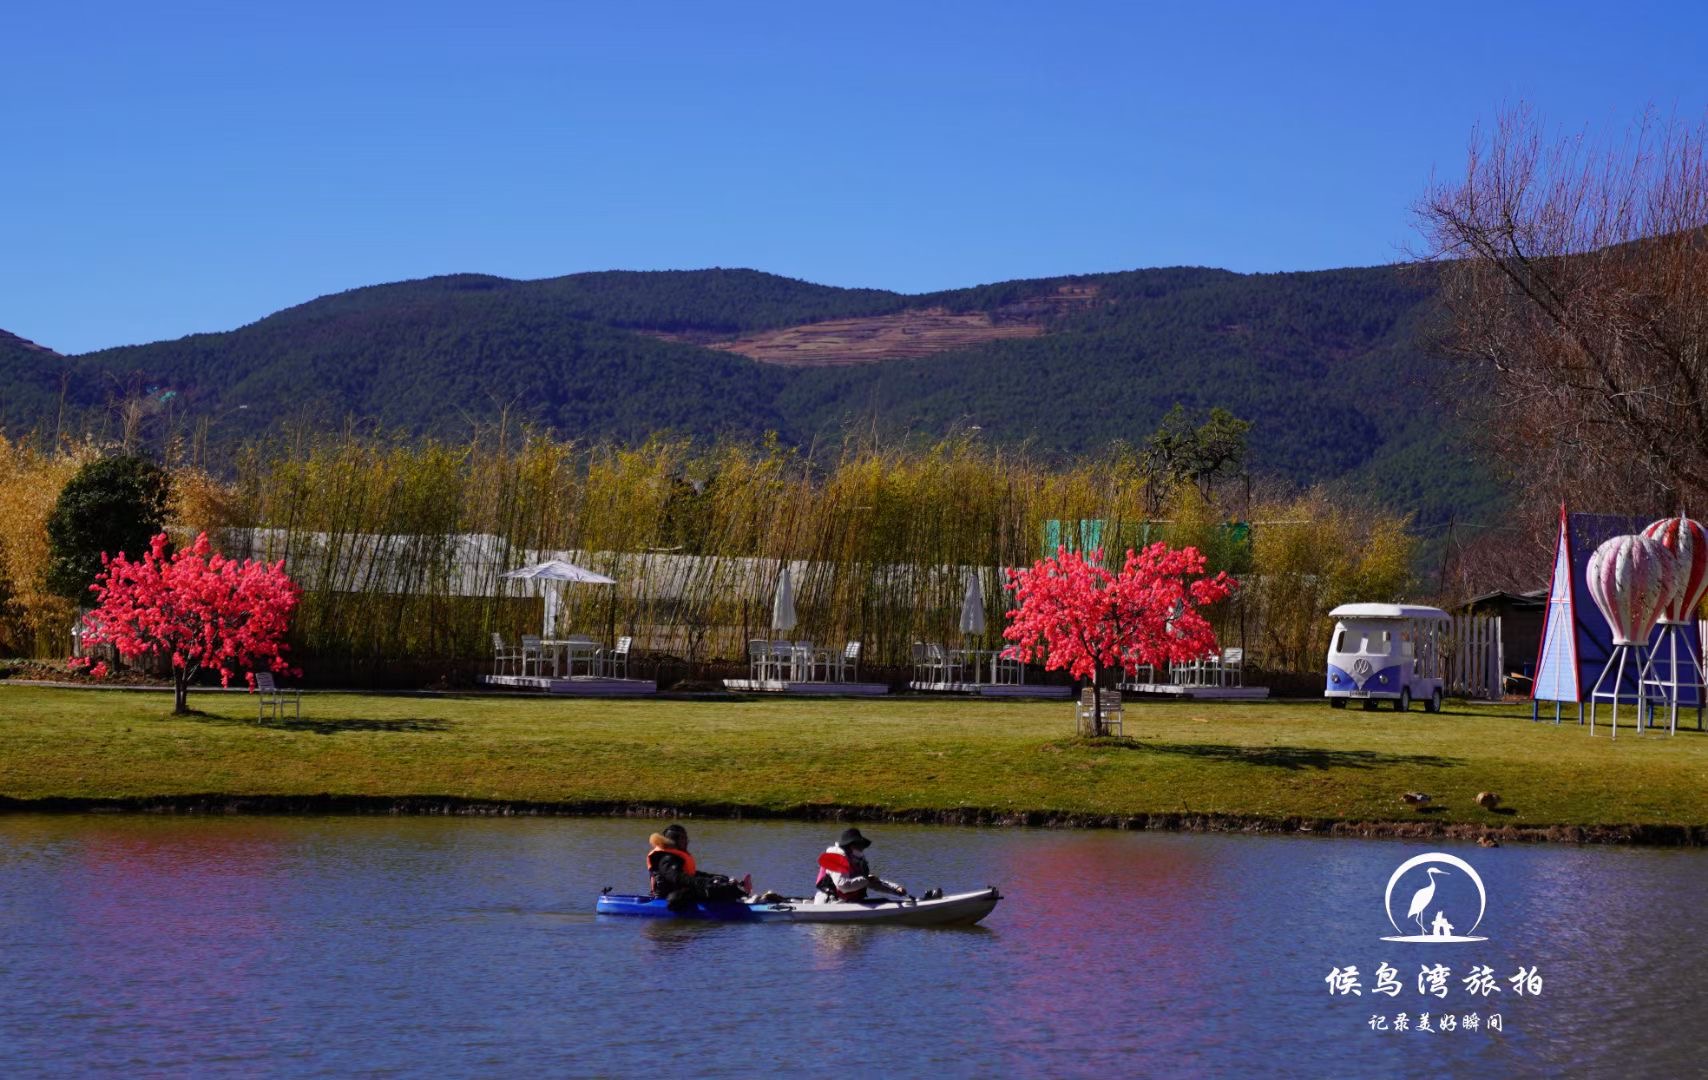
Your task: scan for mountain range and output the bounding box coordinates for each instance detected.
[0,264,1494,527]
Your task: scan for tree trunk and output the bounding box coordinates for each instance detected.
[1090,678,1104,738]
[174,673,190,715]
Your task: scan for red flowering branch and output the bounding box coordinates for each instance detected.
[1003,544,1235,735]
[71,532,301,714]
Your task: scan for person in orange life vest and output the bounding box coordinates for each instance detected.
[647,824,751,911]
[814,827,907,902]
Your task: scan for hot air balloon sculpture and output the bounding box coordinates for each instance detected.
[1585,534,1680,738]
[1638,515,1708,735]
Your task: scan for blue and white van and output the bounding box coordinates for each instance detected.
[1325,603,1450,712]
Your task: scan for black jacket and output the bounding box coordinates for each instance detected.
[648,850,695,898]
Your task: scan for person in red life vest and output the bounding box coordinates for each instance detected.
[647,824,752,911]
[814,827,907,903]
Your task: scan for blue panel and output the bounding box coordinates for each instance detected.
[1567,514,1651,703]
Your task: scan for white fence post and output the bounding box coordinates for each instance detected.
[1448,614,1504,700]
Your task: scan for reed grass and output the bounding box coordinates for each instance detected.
[0,431,1414,683]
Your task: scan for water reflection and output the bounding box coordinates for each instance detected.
[3,815,1706,1077]
[640,918,728,951]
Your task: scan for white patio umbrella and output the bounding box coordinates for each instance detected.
[959,572,987,636]
[771,565,798,633]
[503,559,616,636]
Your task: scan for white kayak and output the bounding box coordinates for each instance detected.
[596,887,1002,926]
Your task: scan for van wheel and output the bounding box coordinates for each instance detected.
[1397,688,1411,712]
[1427,689,1443,714]
[1329,698,1347,709]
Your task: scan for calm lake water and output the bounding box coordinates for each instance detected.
[1,815,1702,1078]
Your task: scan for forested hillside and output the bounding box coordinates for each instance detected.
[0,332,73,439]
[0,263,1494,526]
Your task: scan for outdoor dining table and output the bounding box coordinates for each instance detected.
[949,647,1024,685]
[770,642,833,682]
[541,637,600,677]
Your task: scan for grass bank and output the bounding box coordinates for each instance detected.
[3,686,1706,844]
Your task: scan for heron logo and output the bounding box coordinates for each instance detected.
[1381,852,1488,943]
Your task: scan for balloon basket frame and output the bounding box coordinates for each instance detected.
[1589,642,1661,739]
[1637,621,1705,735]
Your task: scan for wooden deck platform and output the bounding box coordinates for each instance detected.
[721,679,890,696]
[906,681,1073,699]
[481,675,658,696]
[1121,682,1270,700]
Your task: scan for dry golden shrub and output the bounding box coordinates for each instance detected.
[169,467,242,537]
[0,438,98,654]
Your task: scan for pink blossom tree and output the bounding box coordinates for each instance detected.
[1003,544,1235,735]
[72,532,301,714]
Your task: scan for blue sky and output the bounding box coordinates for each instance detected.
[4,1,1706,353]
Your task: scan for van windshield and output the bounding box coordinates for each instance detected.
[1370,630,1392,656]
[1335,628,1363,653]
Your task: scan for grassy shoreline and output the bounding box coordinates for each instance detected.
[4,685,1706,845]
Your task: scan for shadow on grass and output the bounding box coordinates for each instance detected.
[1076,738,1462,771]
[265,716,452,735]
[184,712,452,735]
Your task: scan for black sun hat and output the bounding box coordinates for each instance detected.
[838,827,872,850]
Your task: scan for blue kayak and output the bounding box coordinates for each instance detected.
[596,887,1001,926]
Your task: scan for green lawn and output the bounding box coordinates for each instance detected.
[2,685,1706,835]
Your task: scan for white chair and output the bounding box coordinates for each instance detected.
[1076,687,1122,736]
[748,639,770,681]
[928,643,962,685]
[1221,648,1244,687]
[601,636,632,679]
[771,640,796,681]
[520,635,551,677]
[837,641,862,682]
[491,633,520,676]
[254,671,300,722]
[910,642,930,683]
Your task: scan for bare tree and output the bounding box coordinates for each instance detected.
[1415,107,1708,523]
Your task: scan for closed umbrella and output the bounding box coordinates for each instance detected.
[772,565,798,632]
[959,572,986,635]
